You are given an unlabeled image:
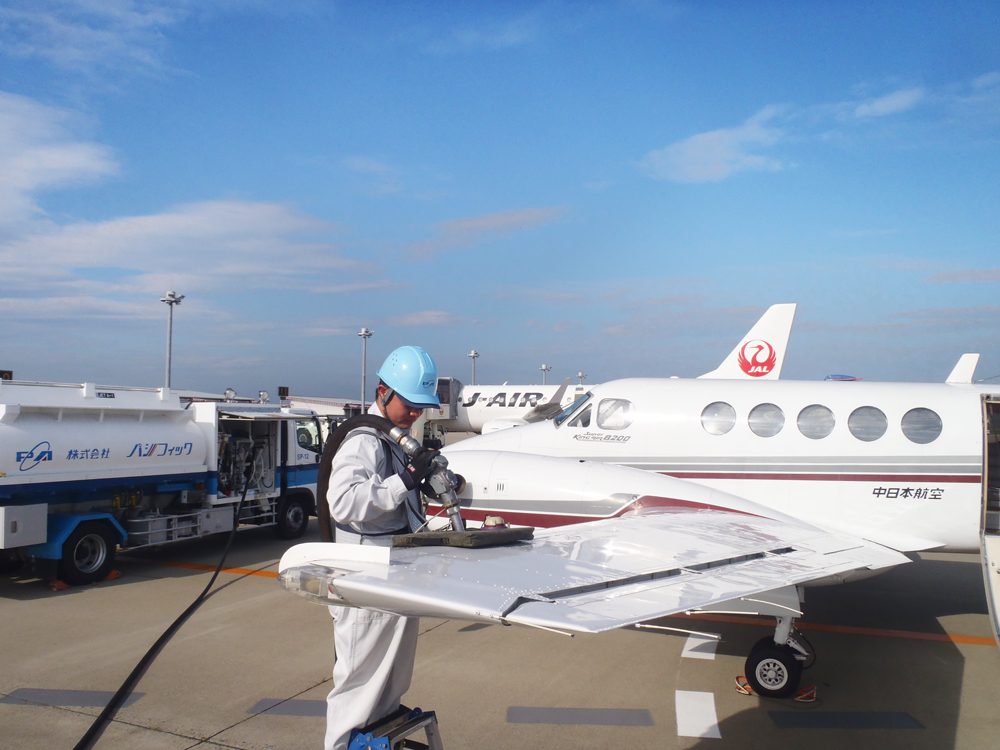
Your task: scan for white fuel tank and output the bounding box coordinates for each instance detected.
[0,382,209,491]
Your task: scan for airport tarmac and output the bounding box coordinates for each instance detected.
[2,521,999,750]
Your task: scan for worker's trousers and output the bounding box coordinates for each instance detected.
[325,605,419,750]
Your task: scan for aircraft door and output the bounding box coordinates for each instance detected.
[980,396,1000,647]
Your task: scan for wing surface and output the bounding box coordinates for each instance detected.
[279,510,907,634]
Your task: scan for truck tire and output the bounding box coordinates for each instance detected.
[275,496,309,540]
[59,522,117,585]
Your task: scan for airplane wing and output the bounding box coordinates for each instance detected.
[279,510,907,634]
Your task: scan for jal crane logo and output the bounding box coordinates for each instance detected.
[737,339,777,377]
[17,441,53,471]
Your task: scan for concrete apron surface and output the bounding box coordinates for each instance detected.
[1,523,999,750]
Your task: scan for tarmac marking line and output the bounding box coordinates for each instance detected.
[674,691,721,738]
[768,711,924,729]
[136,560,280,578]
[249,698,326,717]
[670,612,996,646]
[0,688,144,708]
[681,634,719,660]
[506,707,654,726]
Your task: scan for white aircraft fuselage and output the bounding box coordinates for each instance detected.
[447,377,999,553]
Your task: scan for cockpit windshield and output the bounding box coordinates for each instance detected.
[554,392,592,427]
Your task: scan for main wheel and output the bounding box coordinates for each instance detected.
[274,496,309,539]
[745,645,802,699]
[59,522,116,585]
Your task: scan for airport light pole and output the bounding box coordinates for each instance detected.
[358,327,373,411]
[540,363,552,385]
[160,291,184,390]
[578,371,587,384]
[468,350,479,385]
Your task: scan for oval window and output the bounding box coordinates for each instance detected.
[797,404,835,439]
[848,406,887,442]
[597,399,634,430]
[901,408,942,444]
[701,402,736,435]
[748,403,784,438]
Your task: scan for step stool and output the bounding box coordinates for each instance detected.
[347,705,444,750]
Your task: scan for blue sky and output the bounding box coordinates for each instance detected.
[1,1,998,399]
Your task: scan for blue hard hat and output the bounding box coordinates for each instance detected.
[377,346,440,408]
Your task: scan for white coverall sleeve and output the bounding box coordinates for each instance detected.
[327,432,411,524]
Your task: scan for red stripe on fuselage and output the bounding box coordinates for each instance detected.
[659,471,981,483]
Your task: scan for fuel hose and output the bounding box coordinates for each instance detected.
[73,444,262,750]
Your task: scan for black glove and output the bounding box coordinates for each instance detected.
[400,447,439,490]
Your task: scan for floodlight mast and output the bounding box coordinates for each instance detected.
[540,363,552,385]
[468,350,479,385]
[358,327,373,411]
[160,291,185,390]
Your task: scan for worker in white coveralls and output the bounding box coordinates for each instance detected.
[325,345,441,750]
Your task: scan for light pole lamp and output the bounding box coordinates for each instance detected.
[358,327,373,411]
[578,371,587,384]
[160,291,185,389]
[468,350,479,385]
[540,363,552,385]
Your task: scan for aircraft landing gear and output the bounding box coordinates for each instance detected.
[744,615,814,699]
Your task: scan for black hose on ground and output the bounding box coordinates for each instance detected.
[73,444,262,750]
[315,414,400,542]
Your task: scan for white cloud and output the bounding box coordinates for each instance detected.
[400,206,566,260]
[0,1,307,77]
[386,310,463,327]
[640,106,784,183]
[0,90,118,229]
[853,88,924,118]
[424,16,540,54]
[972,72,1000,90]
[926,268,1000,284]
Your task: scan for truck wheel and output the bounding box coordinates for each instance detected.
[59,522,116,585]
[275,496,309,539]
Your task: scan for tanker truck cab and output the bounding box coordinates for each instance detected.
[0,381,321,585]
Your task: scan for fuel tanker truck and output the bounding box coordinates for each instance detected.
[0,380,324,585]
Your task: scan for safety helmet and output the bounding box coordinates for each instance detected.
[377,346,440,408]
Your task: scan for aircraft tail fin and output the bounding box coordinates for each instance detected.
[946,353,980,384]
[698,303,797,380]
[523,377,572,423]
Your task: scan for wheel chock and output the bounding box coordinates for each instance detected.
[735,676,754,695]
[794,685,817,703]
[49,580,71,591]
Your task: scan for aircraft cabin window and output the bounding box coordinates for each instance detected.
[848,406,887,442]
[597,399,635,430]
[568,405,592,428]
[901,408,943,444]
[797,404,835,439]
[701,402,736,435]
[748,403,784,438]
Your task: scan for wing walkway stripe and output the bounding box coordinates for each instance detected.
[674,691,721,738]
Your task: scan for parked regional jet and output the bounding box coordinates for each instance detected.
[428,303,798,434]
